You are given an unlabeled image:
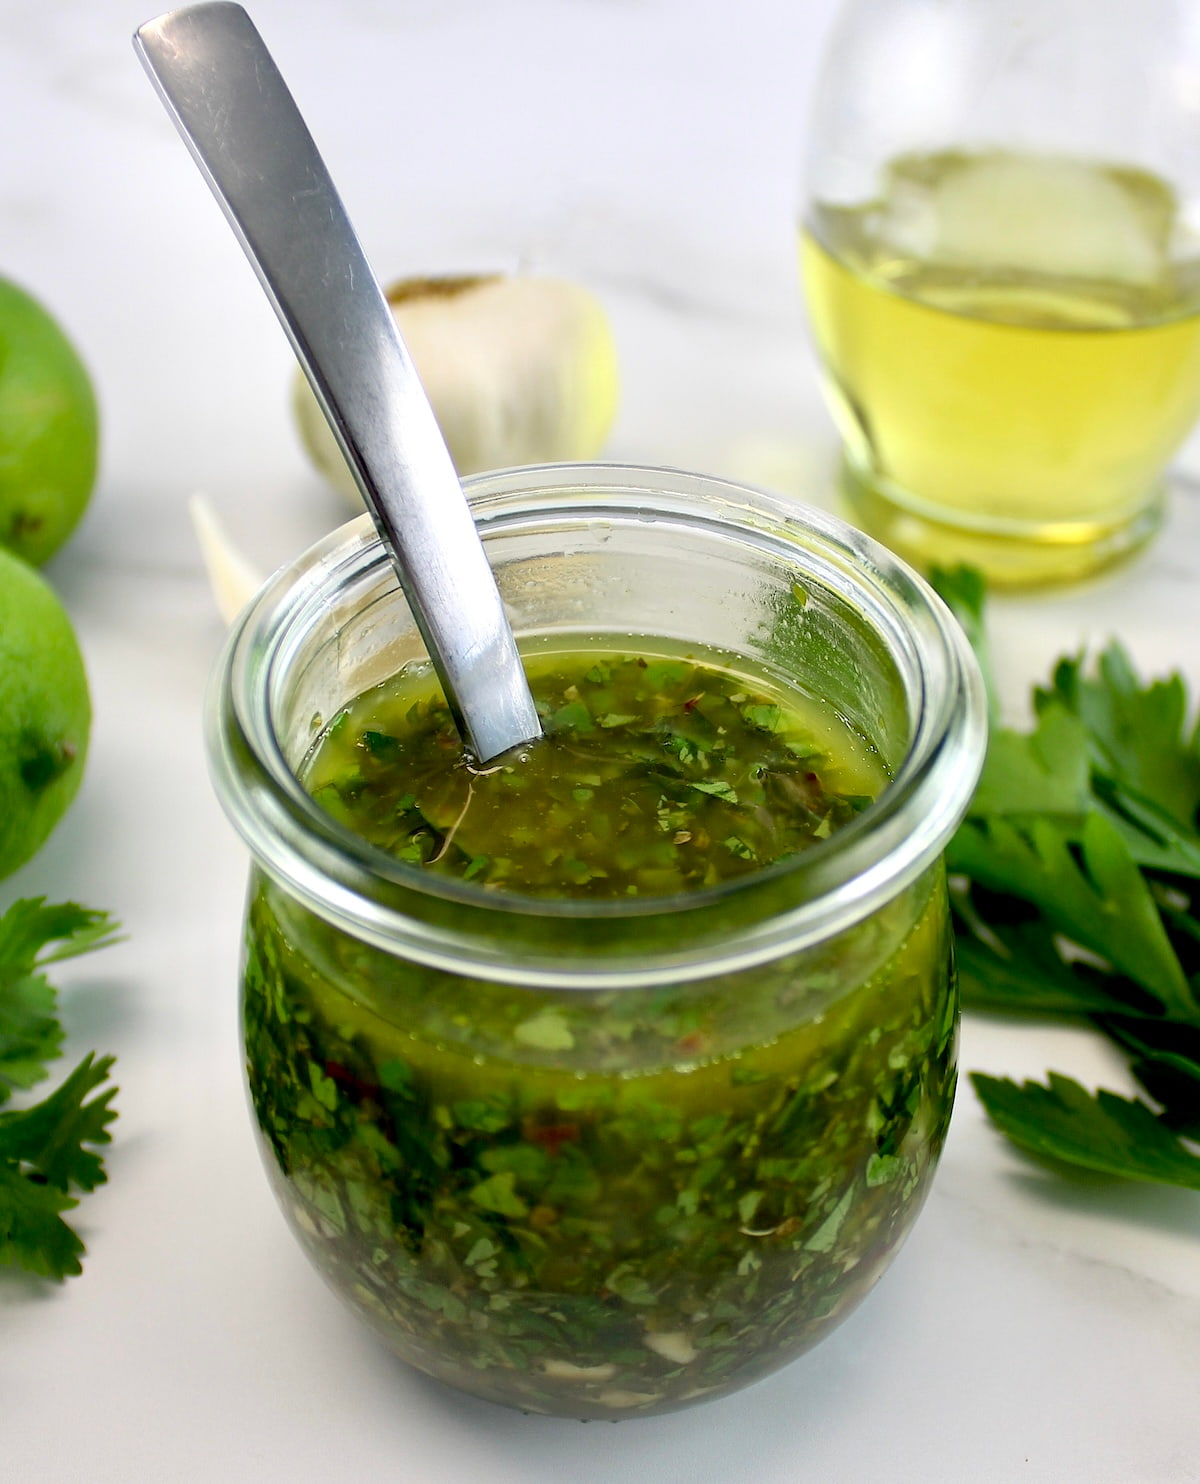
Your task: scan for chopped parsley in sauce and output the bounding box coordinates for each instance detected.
[243,643,956,1416]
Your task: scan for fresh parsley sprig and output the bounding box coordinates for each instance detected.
[971,1071,1200,1190]
[933,566,1200,1192]
[0,898,120,1279]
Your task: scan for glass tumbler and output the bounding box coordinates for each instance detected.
[207,464,985,1418]
[801,0,1200,586]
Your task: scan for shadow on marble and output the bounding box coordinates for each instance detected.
[0,1264,67,1306]
[54,973,137,1047]
[1004,1166,1199,1244]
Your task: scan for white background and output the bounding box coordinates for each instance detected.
[2,2,1198,1480]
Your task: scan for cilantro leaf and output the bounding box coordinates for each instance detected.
[0,1165,85,1280]
[0,965,61,1102]
[0,1052,118,1192]
[0,898,122,969]
[971,1071,1200,1191]
[0,899,121,1104]
[0,899,120,1280]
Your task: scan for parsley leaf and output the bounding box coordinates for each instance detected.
[949,812,1196,1019]
[966,704,1091,825]
[1099,1015,1200,1138]
[931,565,998,725]
[0,899,120,1280]
[952,909,1143,1019]
[1038,645,1200,831]
[956,649,1200,879]
[971,1072,1200,1191]
[935,568,1200,1199]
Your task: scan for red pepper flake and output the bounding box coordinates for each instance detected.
[324,1060,378,1098]
[682,694,704,713]
[675,1030,714,1057]
[523,1118,580,1155]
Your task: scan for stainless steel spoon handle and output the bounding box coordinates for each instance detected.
[134,2,541,762]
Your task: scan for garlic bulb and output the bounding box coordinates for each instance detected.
[292,274,620,502]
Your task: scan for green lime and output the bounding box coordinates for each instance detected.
[0,546,90,878]
[0,276,98,565]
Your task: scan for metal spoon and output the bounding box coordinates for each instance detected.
[134,2,541,763]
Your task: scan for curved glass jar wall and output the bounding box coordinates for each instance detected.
[207,464,985,1418]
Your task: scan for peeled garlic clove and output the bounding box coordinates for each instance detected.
[189,492,264,623]
[292,274,619,503]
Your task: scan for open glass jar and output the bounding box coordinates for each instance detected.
[207,464,985,1418]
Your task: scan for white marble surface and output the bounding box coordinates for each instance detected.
[2,2,1199,1480]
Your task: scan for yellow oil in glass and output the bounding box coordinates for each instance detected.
[801,150,1200,584]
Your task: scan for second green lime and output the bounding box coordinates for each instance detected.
[0,276,98,565]
[0,546,91,878]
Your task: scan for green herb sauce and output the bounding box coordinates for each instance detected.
[242,644,956,1416]
[302,648,884,896]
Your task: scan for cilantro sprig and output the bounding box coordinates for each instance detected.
[934,567,1200,1193]
[0,898,120,1279]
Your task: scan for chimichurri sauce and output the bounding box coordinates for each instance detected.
[302,647,884,896]
[242,644,957,1416]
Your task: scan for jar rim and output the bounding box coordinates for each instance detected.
[207,462,986,987]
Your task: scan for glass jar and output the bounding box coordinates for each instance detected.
[800,0,1200,587]
[207,464,985,1418]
